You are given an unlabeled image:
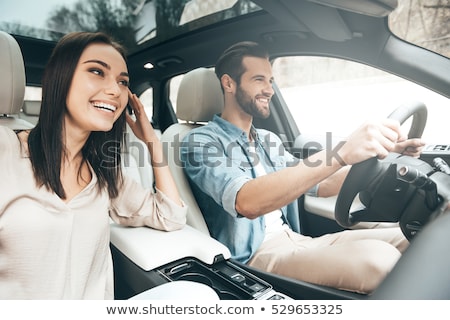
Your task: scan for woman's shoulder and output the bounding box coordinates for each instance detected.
[0,126,17,144]
[0,126,24,155]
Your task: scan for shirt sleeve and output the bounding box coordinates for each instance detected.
[181,129,251,218]
[109,175,187,231]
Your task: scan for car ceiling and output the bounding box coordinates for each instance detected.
[11,1,380,83]
[127,0,397,84]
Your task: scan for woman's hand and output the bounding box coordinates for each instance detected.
[126,88,158,143]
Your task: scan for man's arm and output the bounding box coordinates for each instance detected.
[236,119,406,219]
[236,149,345,218]
[312,137,425,198]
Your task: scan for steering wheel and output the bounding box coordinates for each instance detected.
[335,101,428,228]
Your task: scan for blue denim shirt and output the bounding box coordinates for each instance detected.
[180,115,317,263]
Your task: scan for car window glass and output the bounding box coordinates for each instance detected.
[272,56,450,144]
[389,0,450,59]
[0,0,261,54]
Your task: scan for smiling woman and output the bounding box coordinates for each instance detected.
[0,31,187,299]
[66,43,129,134]
[28,32,130,199]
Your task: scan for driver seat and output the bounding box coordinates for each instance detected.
[0,31,34,131]
[161,68,223,235]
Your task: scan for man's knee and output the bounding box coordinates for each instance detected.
[357,240,401,293]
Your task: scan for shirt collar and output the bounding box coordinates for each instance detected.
[212,114,260,143]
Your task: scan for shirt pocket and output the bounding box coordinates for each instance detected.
[228,153,254,174]
[269,154,286,170]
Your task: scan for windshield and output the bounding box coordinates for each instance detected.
[389,0,450,58]
[0,0,260,53]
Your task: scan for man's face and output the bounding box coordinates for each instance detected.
[235,56,274,119]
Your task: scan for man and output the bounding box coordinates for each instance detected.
[180,41,425,294]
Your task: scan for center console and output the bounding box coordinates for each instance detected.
[157,257,290,300]
[110,223,292,300]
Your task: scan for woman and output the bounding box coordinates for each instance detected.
[0,32,187,299]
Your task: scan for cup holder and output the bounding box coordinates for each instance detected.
[176,273,242,300]
[176,273,213,287]
[158,258,271,300]
[215,291,241,300]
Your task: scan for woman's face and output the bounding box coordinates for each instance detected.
[65,43,129,135]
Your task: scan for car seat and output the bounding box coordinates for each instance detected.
[161,67,223,235]
[121,121,156,189]
[0,31,34,130]
[19,100,41,126]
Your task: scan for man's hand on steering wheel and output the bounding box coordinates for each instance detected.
[338,118,406,165]
[335,102,429,230]
[393,137,426,158]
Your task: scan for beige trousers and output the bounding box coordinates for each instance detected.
[247,227,408,294]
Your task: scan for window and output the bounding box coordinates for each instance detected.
[389,0,450,58]
[0,0,261,54]
[272,56,450,144]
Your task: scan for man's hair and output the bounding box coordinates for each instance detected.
[214,41,269,87]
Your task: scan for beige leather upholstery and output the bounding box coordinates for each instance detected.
[19,100,41,126]
[0,31,33,130]
[161,68,224,235]
[121,122,157,190]
[175,67,223,122]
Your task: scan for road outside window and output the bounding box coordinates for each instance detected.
[272,56,450,144]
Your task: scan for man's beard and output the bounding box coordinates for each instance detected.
[236,85,270,119]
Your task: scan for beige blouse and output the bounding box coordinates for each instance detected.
[0,126,187,299]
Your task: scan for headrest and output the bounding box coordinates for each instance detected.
[0,31,25,115]
[176,68,224,122]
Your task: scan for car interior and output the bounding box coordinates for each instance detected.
[0,31,34,131]
[2,0,450,299]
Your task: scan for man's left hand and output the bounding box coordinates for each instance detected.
[394,138,426,158]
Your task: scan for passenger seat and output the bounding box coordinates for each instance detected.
[161,68,223,235]
[0,31,34,130]
[121,120,158,189]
